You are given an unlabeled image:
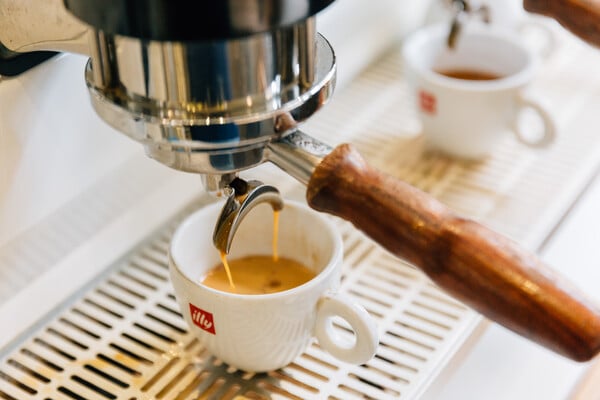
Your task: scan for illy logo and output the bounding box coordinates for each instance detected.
[418,89,437,115]
[189,303,216,335]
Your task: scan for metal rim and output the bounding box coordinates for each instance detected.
[86,33,336,145]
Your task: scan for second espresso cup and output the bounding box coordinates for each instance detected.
[402,24,555,160]
[169,200,378,372]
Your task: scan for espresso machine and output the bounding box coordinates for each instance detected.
[1,0,600,369]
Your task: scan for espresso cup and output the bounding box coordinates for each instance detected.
[402,23,555,160]
[169,200,378,372]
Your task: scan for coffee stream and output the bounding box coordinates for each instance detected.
[272,210,280,262]
[205,209,309,295]
[217,210,279,289]
[218,250,235,289]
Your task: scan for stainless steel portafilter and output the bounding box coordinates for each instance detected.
[0,0,337,189]
[0,0,339,249]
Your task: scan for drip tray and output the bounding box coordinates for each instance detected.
[0,196,481,400]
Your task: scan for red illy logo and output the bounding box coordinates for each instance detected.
[189,303,216,335]
[419,89,437,115]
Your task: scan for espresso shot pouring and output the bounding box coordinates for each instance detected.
[2,0,600,367]
[210,176,287,292]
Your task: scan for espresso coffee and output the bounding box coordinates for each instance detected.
[436,68,501,81]
[215,209,282,291]
[202,255,315,295]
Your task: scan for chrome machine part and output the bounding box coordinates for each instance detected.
[63,0,335,41]
[1,0,337,179]
[211,130,331,251]
[200,173,240,196]
[267,130,333,185]
[213,178,284,254]
[447,0,491,48]
[83,16,337,175]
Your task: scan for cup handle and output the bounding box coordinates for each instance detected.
[314,295,378,365]
[513,93,556,148]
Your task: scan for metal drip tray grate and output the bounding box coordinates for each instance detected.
[0,198,478,400]
[3,27,600,400]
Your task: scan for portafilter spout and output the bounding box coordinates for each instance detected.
[210,128,331,254]
[446,0,490,48]
[213,178,284,255]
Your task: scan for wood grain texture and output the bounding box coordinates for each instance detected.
[524,0,600,47]
[307,144,600,362]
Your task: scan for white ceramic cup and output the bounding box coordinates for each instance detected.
[402,23,556,160]
[168,200,378,372]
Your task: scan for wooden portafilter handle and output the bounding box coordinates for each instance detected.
[306,144,600,362]
[524,0,600,47]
